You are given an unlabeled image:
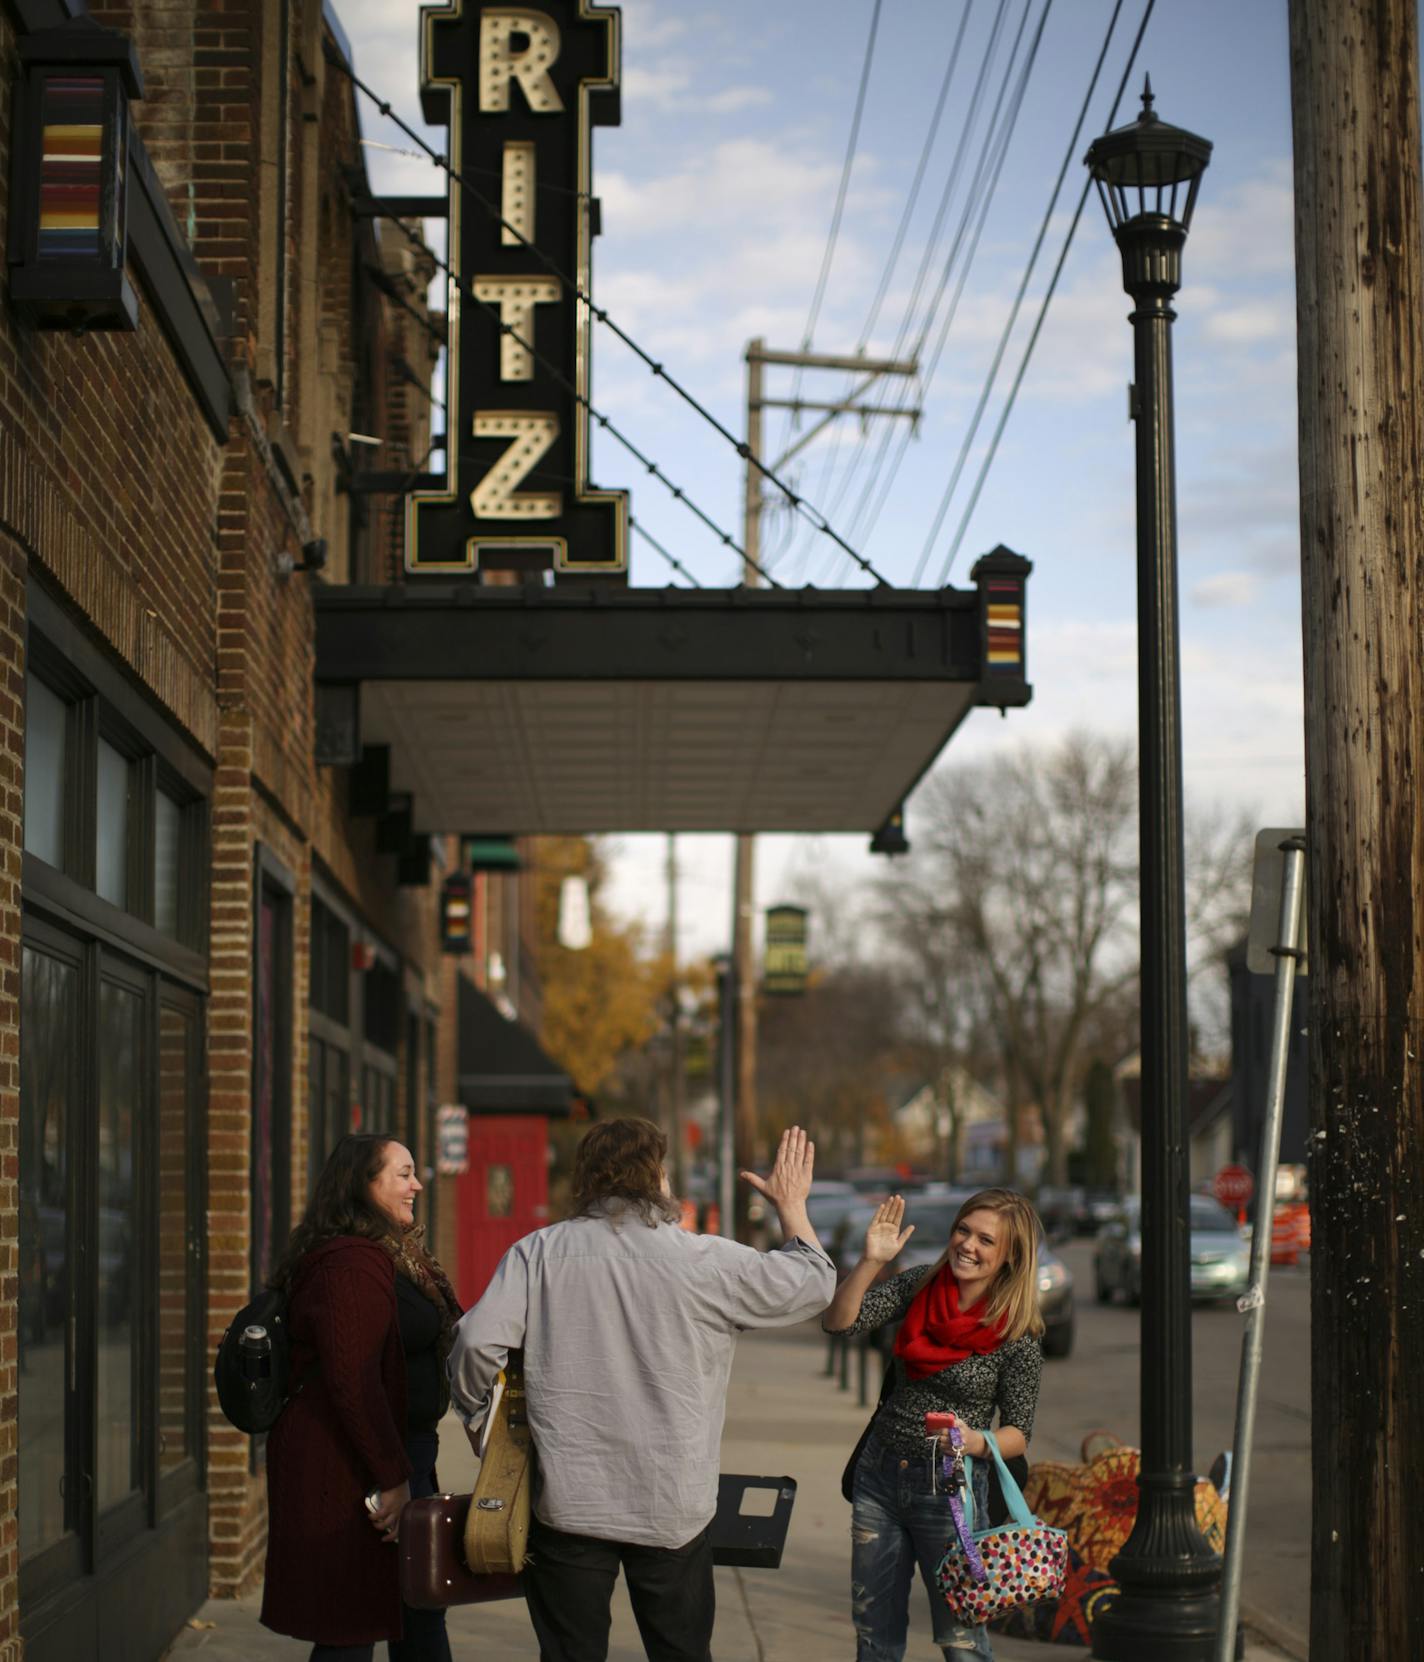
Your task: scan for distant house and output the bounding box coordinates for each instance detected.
[1116,1061,1234,1192]
[892,1068,1042,1185]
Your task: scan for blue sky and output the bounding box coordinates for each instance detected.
[337,0,1303,958]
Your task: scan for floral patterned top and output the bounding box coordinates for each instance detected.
[829,1266,1043,1456]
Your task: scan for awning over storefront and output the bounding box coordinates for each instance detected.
[458,977,574,1116]
[313,550,1031,835]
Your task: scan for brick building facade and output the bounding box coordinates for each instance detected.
[0,0,473,1655]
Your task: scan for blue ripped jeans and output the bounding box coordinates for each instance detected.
[850,1433,993,1660]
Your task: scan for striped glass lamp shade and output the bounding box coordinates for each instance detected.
[37,75,107,259]
[9,20,142,330]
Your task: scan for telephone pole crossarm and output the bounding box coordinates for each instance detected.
[746,345,919,376]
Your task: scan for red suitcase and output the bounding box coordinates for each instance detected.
[399,1492,523,1610]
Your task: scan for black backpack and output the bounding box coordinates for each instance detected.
[214,1287,314,1434]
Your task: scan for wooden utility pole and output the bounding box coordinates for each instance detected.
[665,831,686,1194]
[1289,3,1424,1654]
[732,340,919,1231]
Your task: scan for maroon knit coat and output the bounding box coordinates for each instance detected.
[259,1236,412,1645]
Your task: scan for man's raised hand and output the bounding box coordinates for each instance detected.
[740,1126,815,1210]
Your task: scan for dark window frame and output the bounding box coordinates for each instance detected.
[26,587,211,956]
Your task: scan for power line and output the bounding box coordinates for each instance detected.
[770,1,977,573]
[788,0,884,417]
[325,43,894,588]
[830,0,1055,574]
[933,0,1157,586]
[910,0,1127,585]
[370,210,787,588]
[779,0,1017,576]
[818,0,1048,583]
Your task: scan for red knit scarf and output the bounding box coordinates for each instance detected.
[893,1267,1006,1380]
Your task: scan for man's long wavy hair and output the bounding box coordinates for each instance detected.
[571,1117,680,1228]
[924,1188,1045,1342]
[269,1133,402,1289]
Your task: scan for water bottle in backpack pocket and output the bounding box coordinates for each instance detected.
[214,1287,315,1434]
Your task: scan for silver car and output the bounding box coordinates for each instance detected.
[1094,1195,1250,1306]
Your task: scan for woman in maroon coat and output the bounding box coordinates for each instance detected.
[260,1133,462,1659]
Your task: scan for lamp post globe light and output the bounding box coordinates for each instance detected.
[1084,82,1222,1661]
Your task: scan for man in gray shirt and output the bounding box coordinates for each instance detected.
[447,1117,834,1662]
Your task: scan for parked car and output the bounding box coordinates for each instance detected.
[1094,1195,1250,1306]
[836,1189,1076,1358]
[804,1179,861,1248]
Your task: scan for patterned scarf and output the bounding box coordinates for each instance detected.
[380,1223,464,1413]
[893,1267,1006,1381]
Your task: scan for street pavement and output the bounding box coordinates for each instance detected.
[168,1243,1306,1661]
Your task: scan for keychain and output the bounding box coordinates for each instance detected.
[924,1411,987,1583]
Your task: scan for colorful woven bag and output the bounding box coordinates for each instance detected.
[935,1430,1069,1627]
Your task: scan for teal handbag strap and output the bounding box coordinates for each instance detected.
[966,1430,1036,1531]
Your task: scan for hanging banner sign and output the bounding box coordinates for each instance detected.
[412,0,629,576]
[436,1104,470,1174]
[763,904,809,996]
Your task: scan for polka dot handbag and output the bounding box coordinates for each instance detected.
[936,1430,1069,1627]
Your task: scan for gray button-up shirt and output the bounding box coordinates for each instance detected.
[447,1204,835,1548]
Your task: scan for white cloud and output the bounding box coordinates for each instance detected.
[1204,302,1291,345]
[1191,572,1260,609]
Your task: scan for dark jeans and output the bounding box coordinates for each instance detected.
[310,1432,452,1662]
[522,1513,715,1662]
[850,1434,993,1661]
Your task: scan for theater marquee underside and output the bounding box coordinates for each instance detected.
[314,556,1031,836]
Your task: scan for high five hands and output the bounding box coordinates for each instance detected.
[864,1195,915,1264]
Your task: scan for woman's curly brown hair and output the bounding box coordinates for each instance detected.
[571,1117,680,1228]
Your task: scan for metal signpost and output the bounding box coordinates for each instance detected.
[1213,831,1307,1662]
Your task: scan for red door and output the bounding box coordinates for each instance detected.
[456,1115,548,1307]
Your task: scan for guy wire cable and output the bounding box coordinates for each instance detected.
[818,0,1047,584]
[784,0,885,447]
[325,43,893,588]
[770,0,977,576]
[831,0,1053,575]
[933,0,1157,586]
[908,0,1119,586]
[374,208,787,588]
[630,518,704,587]
[777,0,1015,577]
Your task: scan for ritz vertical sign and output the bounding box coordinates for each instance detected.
[412,2,628,576]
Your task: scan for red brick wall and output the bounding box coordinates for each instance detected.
[1,0,446,1619]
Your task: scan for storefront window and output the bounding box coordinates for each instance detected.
[96,738,131,908]
[18,944,78,1563]
[23,676,68,869]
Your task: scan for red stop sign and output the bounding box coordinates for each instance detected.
[1212,1164,1255,1209]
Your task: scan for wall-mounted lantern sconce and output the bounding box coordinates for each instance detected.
[7,18,144,331]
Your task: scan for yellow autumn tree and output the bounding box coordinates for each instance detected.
[533,836,668,1098]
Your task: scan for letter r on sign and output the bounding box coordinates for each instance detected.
[480,9,564,114]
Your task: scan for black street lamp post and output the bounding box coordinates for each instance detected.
[1085,82,1223,1661]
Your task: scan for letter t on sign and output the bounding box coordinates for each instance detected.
[481,8,565,113]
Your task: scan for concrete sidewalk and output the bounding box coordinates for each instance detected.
[167,1324,1299,1661]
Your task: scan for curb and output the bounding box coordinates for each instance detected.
[1242,1599,1309,1660]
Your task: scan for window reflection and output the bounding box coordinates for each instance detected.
[96,740,131,908]
[23,677,67,869]
[19,946,77,1561]
[97,980,142,1511]
[154,791,182,937]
